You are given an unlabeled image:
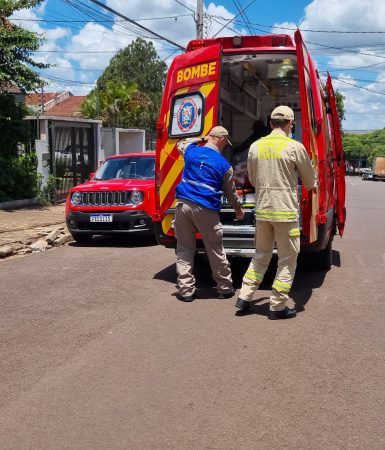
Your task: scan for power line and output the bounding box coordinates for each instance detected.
[208,14,385,34]
[173,0,196,14]
[12,14,192,23]
[331,76,385,84]
[86,0,185,50]
[34,50,119,53]
[212,0,256,38]
[306,40,385,61]
[232,0,254,35]
[53,66,104,71]
[317,61,385,71]
[329,77,385,97]
[210,17,240,36]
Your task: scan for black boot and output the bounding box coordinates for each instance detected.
[235,298,250,312]
[218,288,235,299]
[176,292,196,302]
[268,307,297,320]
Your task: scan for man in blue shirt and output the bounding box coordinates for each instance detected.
[175,126,244,302]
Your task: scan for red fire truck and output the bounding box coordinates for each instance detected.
[153,31,346,270]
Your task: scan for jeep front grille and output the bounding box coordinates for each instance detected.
[79,191,133,206]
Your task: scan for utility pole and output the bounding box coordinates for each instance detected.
[40,84,45,115]
[196,0,204,38]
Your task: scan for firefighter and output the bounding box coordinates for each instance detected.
[235,106,317,319]
[174,126,244,302]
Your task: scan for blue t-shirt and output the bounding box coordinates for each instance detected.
[176,143,231,211]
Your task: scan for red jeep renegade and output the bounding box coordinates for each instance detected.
[66,152,156,243]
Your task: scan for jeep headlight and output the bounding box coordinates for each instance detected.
[71,191,82,205]
[129,190,144,205]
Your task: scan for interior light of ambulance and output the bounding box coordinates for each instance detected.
[266,59,283,64]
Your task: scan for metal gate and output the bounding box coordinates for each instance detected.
[50,122,96,202]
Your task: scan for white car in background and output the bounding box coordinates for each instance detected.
[362,169,373,180]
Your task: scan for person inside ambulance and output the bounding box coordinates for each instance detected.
[234,105,317,320]
[232,119,270,159]
[174,126,244,302]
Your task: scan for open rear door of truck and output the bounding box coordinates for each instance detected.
[157,43,222,238]
[326,73,346,236]
[294,29,319,243]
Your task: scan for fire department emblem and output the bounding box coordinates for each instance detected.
[177,98,198,132]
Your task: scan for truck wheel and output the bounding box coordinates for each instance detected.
[315,235,333,271]
[71,232,93,243]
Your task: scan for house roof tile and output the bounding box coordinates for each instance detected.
[25,92,61,106]
[47,96,86,117]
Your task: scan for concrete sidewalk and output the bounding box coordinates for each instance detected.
[0,204,68,257]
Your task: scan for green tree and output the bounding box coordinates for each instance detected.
[0,0,48,92]
[0,92,31,155]
[335,90,345,131]
[81,81,151,128]
[97,38,167,98]
[343,128,385,165]
[83,38,167,134]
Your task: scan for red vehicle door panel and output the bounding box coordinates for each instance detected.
[156,43,222,237]
[326,73,346,236]
[295,29,318,243]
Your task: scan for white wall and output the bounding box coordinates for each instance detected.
[118,129,145,154]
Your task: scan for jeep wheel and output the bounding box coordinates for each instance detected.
[71,232,93,243]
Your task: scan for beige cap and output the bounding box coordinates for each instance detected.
[271,105,295,121]
[208,126,232,145]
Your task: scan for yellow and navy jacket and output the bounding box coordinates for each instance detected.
[248,129,317,222]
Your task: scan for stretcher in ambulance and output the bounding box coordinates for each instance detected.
[154,31,346,270]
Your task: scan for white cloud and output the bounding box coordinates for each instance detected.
[274,0,385,130]
[21,0,384,129]
[11,7,68,41]
[65,22,130,70]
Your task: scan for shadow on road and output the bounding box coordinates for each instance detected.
[154,250,340,313]
[68,234,158,248]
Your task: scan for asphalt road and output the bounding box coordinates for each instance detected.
[1,176,384,449]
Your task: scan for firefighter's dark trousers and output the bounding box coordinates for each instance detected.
[239,220,300,311]
[174,199,233,297]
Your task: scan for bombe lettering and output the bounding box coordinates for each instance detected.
[176,62,217,83]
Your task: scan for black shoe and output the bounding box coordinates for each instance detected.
[268,307,297,320]
[217,289,235,299]
[176,293,195,302]
[235,298,250,312]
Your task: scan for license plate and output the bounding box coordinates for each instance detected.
[90,214,113,223]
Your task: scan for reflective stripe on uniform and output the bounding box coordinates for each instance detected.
[244,269,264,282]
[256,148,283,159]
[259,136,292,143]
[255,209,297,220]
[272,279,292,293]
[288,227,300,237]
[256,136,292,159]
[181,177,222,193]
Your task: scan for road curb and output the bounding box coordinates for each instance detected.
[0,198,40,210]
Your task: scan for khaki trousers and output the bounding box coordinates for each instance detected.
[239,220,300,311]
[174,199,233,296]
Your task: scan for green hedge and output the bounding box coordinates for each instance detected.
[0,153,40,202]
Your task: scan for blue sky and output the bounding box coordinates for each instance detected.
[11,0,385,130]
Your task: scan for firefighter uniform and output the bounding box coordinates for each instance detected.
[237,110,317,313]
[174,127,243,301]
